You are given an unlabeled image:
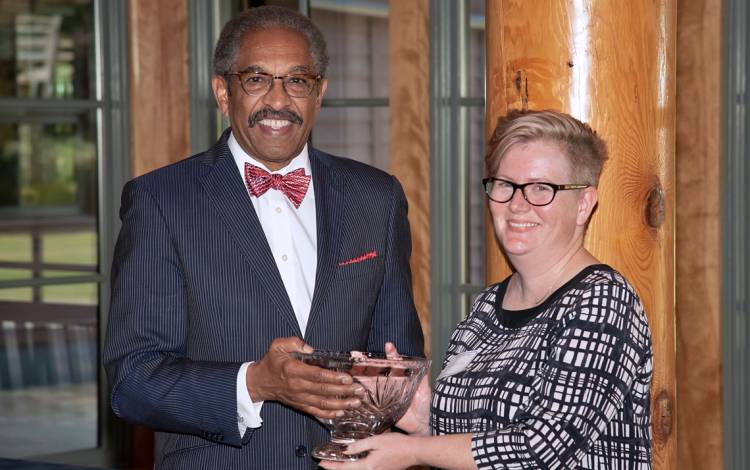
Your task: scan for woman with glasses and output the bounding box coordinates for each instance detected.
[321,110,653,470]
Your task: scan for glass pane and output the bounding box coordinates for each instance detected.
[0,114,98,285]
[43,231,97,266]
[0,277,32,302]
[466,1,485,99]
[313,106,389,171]
[42,280,97,305]
[0,234,33,300]
[311,0,389,99]
[0,0,94,99]
[0,111,98,457]
[0,315,98,458]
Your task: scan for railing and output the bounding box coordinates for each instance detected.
[0,215,99,300]
[0,214,99,390]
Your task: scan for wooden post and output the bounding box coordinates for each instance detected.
[389,0,431,355]
[676,0,723,467]
[485,1,677,468]
[129,0,190,177]
[127,1,190,468]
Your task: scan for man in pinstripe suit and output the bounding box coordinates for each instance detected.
[103,6,424,469]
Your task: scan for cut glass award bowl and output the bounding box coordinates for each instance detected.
[292,350,430,462]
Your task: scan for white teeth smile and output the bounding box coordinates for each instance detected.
[508,222,538,228]
[260,119,290,130]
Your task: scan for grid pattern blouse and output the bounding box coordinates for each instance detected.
[430,265,653,469]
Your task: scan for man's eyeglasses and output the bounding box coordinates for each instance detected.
[226,71,321,98]
[482,177,589,207]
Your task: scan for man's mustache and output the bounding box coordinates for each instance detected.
[248,107,304,127]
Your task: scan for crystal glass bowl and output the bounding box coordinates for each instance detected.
[292,350,430,461]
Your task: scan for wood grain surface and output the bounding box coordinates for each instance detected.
[129,0,190,177]
[126,2,190,467]
[676,0,723,468]
[389,0,431,356]
[485,1,677,468]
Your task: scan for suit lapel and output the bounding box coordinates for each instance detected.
[197,133,301,336]
[305,148,343,339]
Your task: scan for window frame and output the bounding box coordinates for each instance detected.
[722,0,749,468]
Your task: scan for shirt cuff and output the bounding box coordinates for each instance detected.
[237,362,264,437]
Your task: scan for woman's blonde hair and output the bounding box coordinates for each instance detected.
[486,109,608,186]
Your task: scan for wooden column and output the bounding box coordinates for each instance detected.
[127,1,190,468]
[130,0,191,177]
[389,0,431,355]
[676,0,723,468]
[485,1,677,469]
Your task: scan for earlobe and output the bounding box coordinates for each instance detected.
[316,79,328,108]
[577,187,598,226]
[211,75,231,117]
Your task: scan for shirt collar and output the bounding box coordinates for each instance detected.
[228,131,311,176]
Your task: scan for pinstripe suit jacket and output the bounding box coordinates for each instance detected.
[103,129,424,469]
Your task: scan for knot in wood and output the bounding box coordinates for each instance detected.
[654,390,673,443]
[645,183,665,228]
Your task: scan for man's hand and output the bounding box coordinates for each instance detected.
[246,337,363,419]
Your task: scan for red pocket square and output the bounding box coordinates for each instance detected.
[338,251,378,267]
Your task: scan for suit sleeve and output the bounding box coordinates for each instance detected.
[103,179,246,447]
[366,176,425,357]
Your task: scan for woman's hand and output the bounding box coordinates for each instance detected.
[384,342,432,435]
[318,432,478,470]
[395,374,431,435]
[318,433,418,470]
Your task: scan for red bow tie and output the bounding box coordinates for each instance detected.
[244,163,311,209]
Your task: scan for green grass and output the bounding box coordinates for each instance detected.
[0,234,32,262]
[0,231,98,304]
[42,232,97,265]
[41,282,97,305]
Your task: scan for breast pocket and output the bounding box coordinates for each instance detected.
[336,256,384,280]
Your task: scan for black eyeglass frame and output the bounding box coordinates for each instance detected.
[482,177,589,206]
[225,70,322,98]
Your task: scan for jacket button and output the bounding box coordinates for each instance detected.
[295,445,307,457]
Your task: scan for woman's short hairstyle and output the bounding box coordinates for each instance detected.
[486,109,608,187]
[213,6,329,79]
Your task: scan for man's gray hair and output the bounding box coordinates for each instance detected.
[213,6,329,78]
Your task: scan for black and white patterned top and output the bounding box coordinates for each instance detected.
[430,264,653,469]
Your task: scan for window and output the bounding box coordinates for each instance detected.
[310,0,390,170]
[429,0,485,374]
[0,0,128,463]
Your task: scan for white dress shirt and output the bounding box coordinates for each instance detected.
[228,132,318,437]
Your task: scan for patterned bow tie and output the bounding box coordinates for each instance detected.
[244,163,311,209]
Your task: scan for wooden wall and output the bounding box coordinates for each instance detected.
[675,0,723,468]
[485,1,677,468]
[388,0,431,355]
